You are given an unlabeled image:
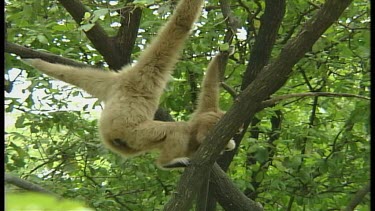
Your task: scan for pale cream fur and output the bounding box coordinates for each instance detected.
[188,52,236,156]
[23,0,236,169]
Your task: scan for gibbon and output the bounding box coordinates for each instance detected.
[22,0,235,169]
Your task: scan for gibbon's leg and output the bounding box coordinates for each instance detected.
[22,0,205,110]
[156,145,191,169]
[189,51,237,152]
[159,157,191,169]
[194,47,235,114]
[102,120,192,168]
[222,124,244,152]
[137,120,192,169]
[22,59,116,101]
[132,120,190,150]
[193,54,222,114]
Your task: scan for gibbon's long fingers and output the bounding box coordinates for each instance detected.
[195,53,222,114]
[22,59,116,101]
[133,0,204,74]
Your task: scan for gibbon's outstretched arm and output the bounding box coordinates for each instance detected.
[121,0,205,105]
[134,0,204,75]
[22,59,117,101]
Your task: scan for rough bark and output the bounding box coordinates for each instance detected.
[241,0,286,89]
[116,6,143,66]
[210,164,263,211]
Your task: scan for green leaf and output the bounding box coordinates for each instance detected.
[15,116,26,128]
[79,23,95,32]
[37,34,49,45]
[254,147,269,163]
[219,43,230,51]
[92,9,108,22]
[83,12,91,21]
[30,125,39,133]
[255,171,265,182]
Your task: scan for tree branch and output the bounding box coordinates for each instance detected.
[58,0,124,70]
[211,1,286,205]
[195,171,211,211]
[262,92,370,107]
[116,5,143,66]
[344,182,370,211]
[210,164,263,211]
[219,0,241,44]
[5,173,56,195]
[241,0,286,89]
[218,0,286,176]
[164,0,353,210]
[280,6,319,45]
[5,41,90,68]
[216,0,286,172]
[221,82,238,99]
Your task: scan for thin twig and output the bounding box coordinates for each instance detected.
[262,92,370,107]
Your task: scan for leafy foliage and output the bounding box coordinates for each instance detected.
[5,0,370,210]
[6,192,93,211]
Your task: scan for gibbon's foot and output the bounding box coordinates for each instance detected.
[220,140,236,155]
[225,139,236,151]
[162,157,190,169]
